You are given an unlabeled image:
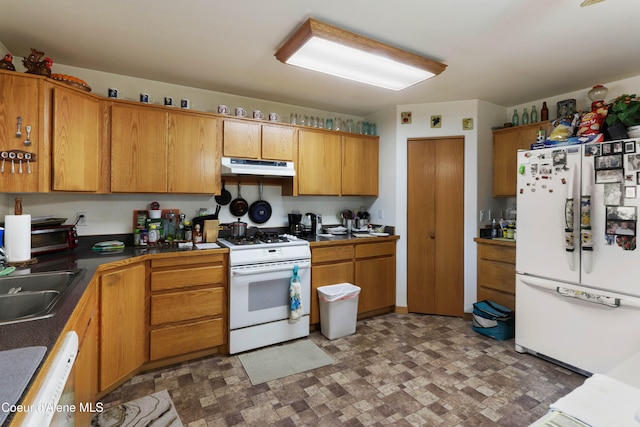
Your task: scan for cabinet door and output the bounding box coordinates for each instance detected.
[342,135,379,196]
[223,119,261,158]
[111,104,167,192]
[356,256,395,313]
[493,121,551,197]
[73,280,98,426]
[262,124,295,161]
[51,86,100,191]
[167,112,220,194]
[311,262,354,324]
[0,72,41,192]
[298,129,341,195]
[100,263,146,392]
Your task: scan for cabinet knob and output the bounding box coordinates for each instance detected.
[429,231,435,239]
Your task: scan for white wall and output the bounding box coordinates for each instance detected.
[375,100,485,310]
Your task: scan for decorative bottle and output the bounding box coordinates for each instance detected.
[530,105,538,123]
[512,109,519,126]
[522,108,529,125]
[541,102,549,121]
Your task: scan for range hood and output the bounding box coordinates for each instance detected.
[221,157,296,177]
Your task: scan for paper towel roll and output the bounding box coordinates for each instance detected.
[4,214,31,262]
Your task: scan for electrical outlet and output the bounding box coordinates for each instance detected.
[378,208,384,219]
[76,212,88,226]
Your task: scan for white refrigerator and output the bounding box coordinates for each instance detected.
[515,139,640,375]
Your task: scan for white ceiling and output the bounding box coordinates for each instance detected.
[1,0,639,116]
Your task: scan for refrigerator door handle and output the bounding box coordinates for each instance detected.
[521,275,640,309]
[564,164,578,271]
[581,161,594,274]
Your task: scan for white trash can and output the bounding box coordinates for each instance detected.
[317,283,361,340]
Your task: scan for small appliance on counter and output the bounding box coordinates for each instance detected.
[288,213,304,236]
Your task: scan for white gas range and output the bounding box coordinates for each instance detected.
[218,233,311,354]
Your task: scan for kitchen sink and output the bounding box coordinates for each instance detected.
[0,270,84,326]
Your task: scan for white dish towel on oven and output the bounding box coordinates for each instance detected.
[289,265,303,321]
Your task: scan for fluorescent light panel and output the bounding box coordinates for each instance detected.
[275,18,446,91]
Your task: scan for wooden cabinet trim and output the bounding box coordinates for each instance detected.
[151,287,225,325]
[150,318,225,361]
[151,265,225,291]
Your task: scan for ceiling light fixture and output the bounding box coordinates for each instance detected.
[275,18,447,91]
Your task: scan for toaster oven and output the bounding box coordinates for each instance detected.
[31,224,79,255]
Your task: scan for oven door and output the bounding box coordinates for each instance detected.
[230,259,310,330]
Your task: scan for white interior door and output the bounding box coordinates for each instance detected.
[515,146,581,284]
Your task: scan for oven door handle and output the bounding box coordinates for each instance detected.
[232,263,310,276]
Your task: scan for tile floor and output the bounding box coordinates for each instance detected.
[99,314,586,426]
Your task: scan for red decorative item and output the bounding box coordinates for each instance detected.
[22,48,53,77]
[0,54,16,71]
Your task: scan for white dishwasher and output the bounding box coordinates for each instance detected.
[22,331,78,427]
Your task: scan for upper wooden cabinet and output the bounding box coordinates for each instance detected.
[222,118,295,161]
[298,129,342,195]
[342,135,379,196]
[51,85,102,192]
[493,121,552,197]
[167,111,221,193]
[111,104,167,193]
[0,71,43,192]
[111,104,221,194]
[296,129,379,196]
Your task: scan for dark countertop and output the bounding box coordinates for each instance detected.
[0,235,227,353]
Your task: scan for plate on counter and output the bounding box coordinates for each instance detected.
[353,233,376,238]
[317,233,334,238]
[370,232,389,237]
[326,226,347,234]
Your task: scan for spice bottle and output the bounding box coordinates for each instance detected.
[176,214,185,241]
[512,109,519,126]
[541,102,549,121]
[193,224,203,243]
[184,221,193,242]
[148,224,159,243]
[14,198,22,215]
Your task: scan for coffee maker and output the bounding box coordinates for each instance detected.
[288,213,304,236]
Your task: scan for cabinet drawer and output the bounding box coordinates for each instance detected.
[477,259,515,294]
[312,245,354,263]
[150,318,224,360]
[478,244,515,264]
[151,287,225,325]
[355,241,395,259]
[151,265,225,291]
[151,253,224,268]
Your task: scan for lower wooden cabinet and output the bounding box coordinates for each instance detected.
[474,238,516,310]
[149,252,227,361]
[99,262,147,393]
[310,239,397,325]
[72,278,99,426]
[311,245,355,324]
[355,242,396,312]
